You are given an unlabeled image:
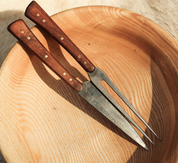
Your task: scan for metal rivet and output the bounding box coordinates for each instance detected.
[45,55,48,58]
[63,72,67,76]
[78,55,81,59]
[37,13,40,16]
[21,30,24,34]
[27,36,31,40]
[42,19,46,22]
[84,61,87,65]
[69,78,73,82]
[61,37,64,40]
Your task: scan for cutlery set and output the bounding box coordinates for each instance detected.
[8,1,161,150]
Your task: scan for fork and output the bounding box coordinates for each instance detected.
[8,1,161,151]
[25,1,161,142]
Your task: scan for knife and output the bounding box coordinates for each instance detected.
[24,1,160,141]
[8,19,149,150]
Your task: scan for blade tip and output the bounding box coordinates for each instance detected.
[145,145,149,151]
[140,142,149,151]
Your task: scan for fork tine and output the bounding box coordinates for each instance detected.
[106,79,161,141]
[120,97,161,141]
[88,68,160,141]
[93,78,155,145]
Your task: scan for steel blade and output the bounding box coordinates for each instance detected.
[78,81,148,150]
[88,67,160,141]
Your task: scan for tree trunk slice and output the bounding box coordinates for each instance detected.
[0,6,178,163]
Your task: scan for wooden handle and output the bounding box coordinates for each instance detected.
[25,1,95,73]
[8,19,83,92]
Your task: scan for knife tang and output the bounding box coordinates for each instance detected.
[25,1,95,73]
[8,19,83,92]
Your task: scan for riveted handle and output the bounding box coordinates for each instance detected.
[25,1,95,73]
[8,19,83,92]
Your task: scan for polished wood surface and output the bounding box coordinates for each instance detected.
[8,19,83,92]
[25,1,95,73]
[0,6,178,163]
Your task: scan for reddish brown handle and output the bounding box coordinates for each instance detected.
[8,19,83,92]
[25,1,95,73]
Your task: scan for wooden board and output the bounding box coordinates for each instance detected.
[0,6,178,163]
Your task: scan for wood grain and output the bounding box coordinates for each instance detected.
[25,1,95,73]
[8,19,83,92]
[0,6,178,163]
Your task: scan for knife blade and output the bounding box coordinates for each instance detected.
[24,0,160,142]
[8,19,149,150]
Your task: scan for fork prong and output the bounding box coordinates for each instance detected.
[88,68,160,141]
[106,80,161,141]
[123,98,161,141]
[92,78,155,145]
